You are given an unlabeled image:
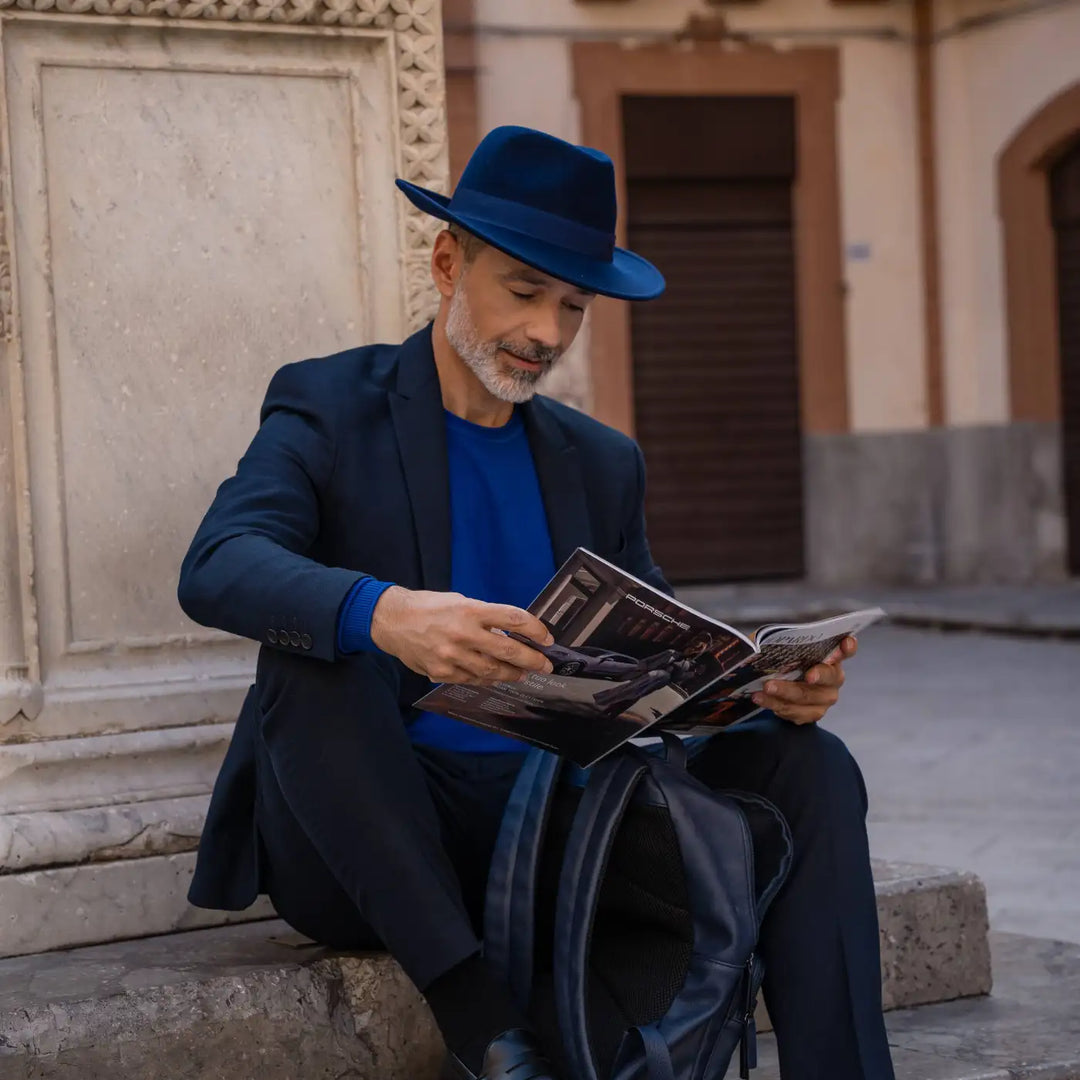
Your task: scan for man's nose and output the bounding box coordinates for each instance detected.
[525,303,562,350]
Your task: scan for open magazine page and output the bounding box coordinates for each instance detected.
[414,549,757,766]
[660,607,886,736]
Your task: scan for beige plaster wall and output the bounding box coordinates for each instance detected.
[934,0,1080,425]
[472,0,927,434]
[837,38,926,433]
[474,0,910,36]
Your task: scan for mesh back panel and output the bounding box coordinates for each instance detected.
[531,784,693,1077]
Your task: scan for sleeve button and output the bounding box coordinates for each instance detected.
[300,633,312,650]
[278,629,290,645]
[267,629,278,645]
[289,631,301,647]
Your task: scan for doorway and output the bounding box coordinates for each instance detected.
[1051,137,1080,574]
[622,96,804,583]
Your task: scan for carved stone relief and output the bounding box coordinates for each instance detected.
[0,0,450,936]
[0,2,449,740]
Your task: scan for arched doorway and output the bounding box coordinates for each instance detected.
[999,81,1080,575]
[1051,140,1080,573]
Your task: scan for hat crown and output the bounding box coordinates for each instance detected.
[393,124,665,299]
[453,126,617,237]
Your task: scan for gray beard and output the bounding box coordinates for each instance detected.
[445,281,560,404]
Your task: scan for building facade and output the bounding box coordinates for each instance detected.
[0,0,1077,962]
[444,0,1080,586]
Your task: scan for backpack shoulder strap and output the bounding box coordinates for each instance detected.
[554,749,651,1080]
[484,747,563,1011]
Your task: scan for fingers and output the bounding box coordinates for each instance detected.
[470,628,554,675]
[428,643,537,685]
[479,603,553,646]
[752,674,840,724]
[417,601,556,685]
[822,636,858,666]
[805,662,846,688]
[754,680,838,710]
[830,635,857,661]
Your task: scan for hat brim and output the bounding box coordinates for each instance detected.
[396,179,666,302]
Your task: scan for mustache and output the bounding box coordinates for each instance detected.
[497,340,561,366]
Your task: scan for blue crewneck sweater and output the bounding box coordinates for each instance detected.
[338,407,556,752]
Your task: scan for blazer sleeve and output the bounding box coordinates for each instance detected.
[621,442,675,598]
[177,361,365,662]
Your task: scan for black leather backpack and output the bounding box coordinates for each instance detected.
[484,736,792,1080]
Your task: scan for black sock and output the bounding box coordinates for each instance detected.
[425,953,531,1073]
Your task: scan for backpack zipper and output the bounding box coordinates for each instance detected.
[739,952,758,1079]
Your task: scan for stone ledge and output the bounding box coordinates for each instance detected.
[0,861,992,1078]
[873,860,992,1010]
[0,927,1068,1080]
[0,851,274,958]
[754,859,990,1032]
[0,920,442,1080]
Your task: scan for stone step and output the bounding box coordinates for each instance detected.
[0,919,443,1080]
[753,859,991,1034]
[0,861,993,1078]
[846,859,989,1011]
[754,932,1080,1080]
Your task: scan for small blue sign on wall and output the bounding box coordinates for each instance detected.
[846,242,872,262]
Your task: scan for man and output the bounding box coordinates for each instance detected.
[179,126,895,1080]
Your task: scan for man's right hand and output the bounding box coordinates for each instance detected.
[369,586,555,686]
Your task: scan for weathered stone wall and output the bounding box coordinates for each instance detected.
[0,0,450,955]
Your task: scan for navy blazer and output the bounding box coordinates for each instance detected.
[179,324,669,909]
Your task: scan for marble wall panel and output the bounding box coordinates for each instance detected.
[41,64,367,645]
[1,20,407,736]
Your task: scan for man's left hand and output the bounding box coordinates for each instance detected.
[751,635,857,726]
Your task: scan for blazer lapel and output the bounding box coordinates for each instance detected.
[523,396,594,565]
[389,325,452,592]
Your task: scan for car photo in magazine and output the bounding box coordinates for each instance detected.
[415,549,886,766]
[414,549,758,766]
[659,607,886,736]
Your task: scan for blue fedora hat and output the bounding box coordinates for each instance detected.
[396,126,665,301]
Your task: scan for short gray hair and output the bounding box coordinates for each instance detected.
[447,223,486,264]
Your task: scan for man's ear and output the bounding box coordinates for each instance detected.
[431,229,461,300]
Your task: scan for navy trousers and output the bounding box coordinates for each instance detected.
[254,663,894,1080]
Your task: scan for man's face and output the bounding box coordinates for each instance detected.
[444,241,596,404]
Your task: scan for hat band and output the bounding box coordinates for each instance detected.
[449,188,615,262]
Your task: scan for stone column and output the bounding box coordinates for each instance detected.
[0,0,448,956]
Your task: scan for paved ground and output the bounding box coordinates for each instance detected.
[806,625,1079,946]
[682,580,1080,636]
[681,582,1080,945]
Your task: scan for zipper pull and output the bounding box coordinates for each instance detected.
[743,952,756,1018]
[744,1016,758,1072]
[740,953,758,1078]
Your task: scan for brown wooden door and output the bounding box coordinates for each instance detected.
[623,96,803,584]
[1051,139,1080,575]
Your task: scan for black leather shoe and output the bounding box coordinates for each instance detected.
[443,1028,562,1080]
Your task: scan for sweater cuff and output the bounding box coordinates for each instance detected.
[336,576,397,654]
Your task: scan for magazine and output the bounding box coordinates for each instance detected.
[658,607,885,736]
[414,549,884,767]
